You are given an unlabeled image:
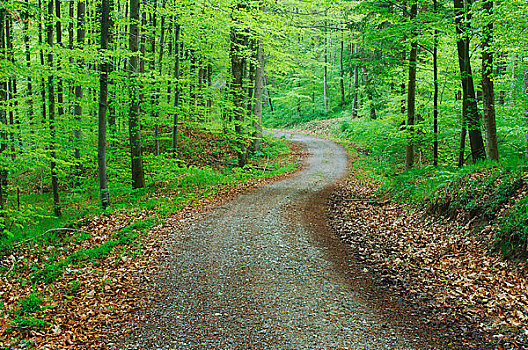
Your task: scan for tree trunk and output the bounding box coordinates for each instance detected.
[405,3,418,170]
[47,0,61,216]
[433,0,439,167]
[340,36,345,109]
[6,18,17,159]
[481,0,499,161]
[524,67,528,159]
[128,0,145,189]
[0,8,8,213]
[252,43,264,153]
[348,42,353,101]
[74,0,85,185]
[156,0,166,155]
[98,0,110,209]
[454,0,486,163]
[352,43,359,118]
[37,0,46,195]
[230,25,248,167]
[172,22,181,157]
[458,109,467,167]
[55,0,64,119]
[247,41,256,120]
[264,75,273,114]
[148,0,160,156]
[24,0,34,135]
[323,19,329,113]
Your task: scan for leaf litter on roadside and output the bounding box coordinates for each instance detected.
[328,171,528,349]
[0,143,305,350]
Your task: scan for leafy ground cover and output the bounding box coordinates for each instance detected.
[0,128,304,349]
[288,117,528,348]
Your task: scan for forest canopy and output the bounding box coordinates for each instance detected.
[1,0,528,236]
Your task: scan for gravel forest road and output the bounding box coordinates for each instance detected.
[115,132,445,349]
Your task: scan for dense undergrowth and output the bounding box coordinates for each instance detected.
[282,112,528,261]
[0,125,293,251]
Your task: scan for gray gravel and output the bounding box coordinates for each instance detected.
[112,132,441,349]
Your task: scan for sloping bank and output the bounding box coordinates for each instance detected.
[292,117,528,349]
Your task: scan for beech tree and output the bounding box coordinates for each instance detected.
[230,9,249,167]
[405,1,418,170]
[0,7,7,214]
[47,0,61,217]
[481,0,499,161]
[454,0,486,165]
[128,0,145,189]
[98,0,111,208]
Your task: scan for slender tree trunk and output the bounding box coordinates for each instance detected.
[340,35,345,109]
[38,0,46,195]
[207,64,213,110]
[454,0,486,163]
[433,0,439,166]
[129,0,145,188]
[39,0,47,137]
[98,0,110,208]
[6,17,16,158]
[405,3,418,170]
[155,0,166,155]
[0,8,8,212]
[148,0,160,156]
[24,0,34,135]
[348,42,353,101]
[323,18,329,113]
[252,44,264,153]
[55,0,64,119]
[74,0,85,185]
[47,0,61,216]
[524,67,528,159]
[68,1,74,51]
[264,76,273,114]
[352,43,359,117]
[481,0,499,161]
[247,40,256,121]
[172,22,181,157]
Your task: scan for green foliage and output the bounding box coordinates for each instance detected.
[429,166,524,219]
[7,316,51,332]
[31,221,144,284]
[0,0,306,240]
[15,294,43,316]
[67,279,81,295]
[33,262,64,284]
[6,293,50,333]
[498,197,528,258]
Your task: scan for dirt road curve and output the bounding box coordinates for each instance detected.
[113,132,443,349]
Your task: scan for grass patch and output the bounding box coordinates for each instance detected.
[7,316,51,332]
[5,293,50,334]
[31,218,147,285]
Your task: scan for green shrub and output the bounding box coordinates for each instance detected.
[497,196,528,257]
[33,262,65,284]
[8,316,50,332]
[16,294,42,315]
[68,279,81,295]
